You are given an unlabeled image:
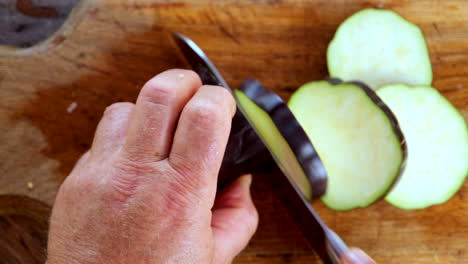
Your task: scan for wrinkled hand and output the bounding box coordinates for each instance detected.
[46,69,258,264]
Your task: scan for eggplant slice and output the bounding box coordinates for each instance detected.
[378,84,468,209]
[289,79,406,210]
[327,8,432,89]
[235,79,328,200]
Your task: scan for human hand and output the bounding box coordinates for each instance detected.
[46,69,259,264]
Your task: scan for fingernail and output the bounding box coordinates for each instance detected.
[240,174,253,188]
[343,249,375,264]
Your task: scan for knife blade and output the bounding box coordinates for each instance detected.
[172,32,349,264]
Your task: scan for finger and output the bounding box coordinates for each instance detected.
[341,248,376,264]
[123,69,201,162]
[211,175,259,263]
[70,151,90,174]
[168,85,236,198]
[91,102,134,157]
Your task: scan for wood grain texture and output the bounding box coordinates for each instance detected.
[0,195,50,264]
[0,0,467,263]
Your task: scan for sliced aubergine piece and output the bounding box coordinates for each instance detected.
[289,79,406,210]
[219,110,274,189]
[234,79,328,200]
[378,84,468,209]
[327,8,432,89]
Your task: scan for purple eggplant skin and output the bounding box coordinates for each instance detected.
[238,79,328,199]
[218,109,275,189]
[326,78,408,196]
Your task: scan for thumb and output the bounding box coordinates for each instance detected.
[341,248,376,264]
[211,174,259,264]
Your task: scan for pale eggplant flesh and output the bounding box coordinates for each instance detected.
[328,78,407,176]
[289,78,407,210]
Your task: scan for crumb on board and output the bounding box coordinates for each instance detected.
[67,102,78,113]
[178,73,185,80]
[27,182,34,190]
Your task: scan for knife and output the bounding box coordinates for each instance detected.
[172,32,349,264]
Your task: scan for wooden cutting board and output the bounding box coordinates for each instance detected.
[0,0,467,263]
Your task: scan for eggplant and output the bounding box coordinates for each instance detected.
[218,109,274,189]
[218,80,328,198]
[327,8,432,90]
[234,79,328,199]
[378,84,468,209]
[289,79,407,210]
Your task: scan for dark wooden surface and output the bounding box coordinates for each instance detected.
[0,0,467,263]
[0,195,50,264]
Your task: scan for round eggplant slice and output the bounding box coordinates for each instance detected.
[327,8,432,89]
[378,84,468,209]
[289,79,406,210]
[234,79,328,200]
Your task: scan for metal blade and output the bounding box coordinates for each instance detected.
[172,32,231,91]
[270,165,349,263]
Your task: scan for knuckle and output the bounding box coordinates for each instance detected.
[59,171,95,199]
[104,102,134,115]
[162,159,206,212]
[141,68,202,105]
[103,174,140,206]
[121,147,157,165]
[215,85,236,110]
[204,85,236,115]
[163,182,201,218]
[101,158,153,206]
[185,98,223,128]
[168,155,204,191]
[114,157,149,176]
[141,78,176,106]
